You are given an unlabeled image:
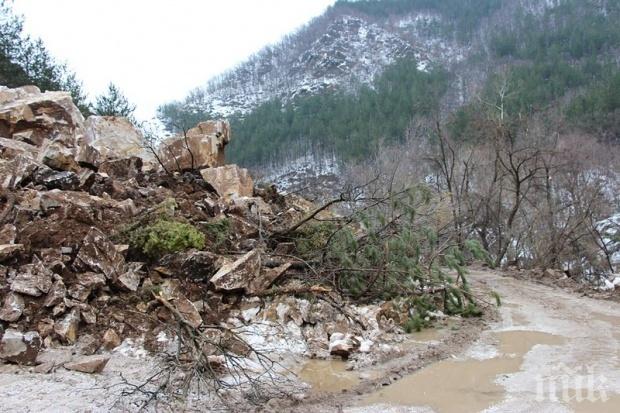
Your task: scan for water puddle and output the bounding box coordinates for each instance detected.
[409,328,442,343]
[298,359,360,393]
[361,331,565,413]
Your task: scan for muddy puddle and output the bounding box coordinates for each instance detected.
[298,359,361,393]
[361,330,565,413]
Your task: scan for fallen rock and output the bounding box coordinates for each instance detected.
[0,329,41,365]
[0,292,25,322]
[172,295,203,329]
[54,308,80,344]
[246,262,291,295]
[75,334,100,355]
[0,244,23,263]
[102,328,121,350]
[43,279,67,307]
[200,164,254,198]
[0,155,39,188]
[210,249,261,292]
[75,227,126,281]
[98,156,142,180]
[32,168,80,191]
[64,355,110,374]
[39,141,80,172]
[83,116,151,163]
[158,120,230,172]
[34,361,55,374]
[0,224,17,244]
[328,333,360,359]
[116,262,143,291]
[9,259,54,297]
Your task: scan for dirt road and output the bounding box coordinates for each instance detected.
[346,270,620,413]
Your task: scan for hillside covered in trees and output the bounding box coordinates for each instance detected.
[159,0,620,168]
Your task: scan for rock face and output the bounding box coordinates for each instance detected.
[0,329,41,365]
[200,164,254,198]
[158,120,230,172]
[82,116,153,165]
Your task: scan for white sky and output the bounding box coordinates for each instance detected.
[13,0,335,120]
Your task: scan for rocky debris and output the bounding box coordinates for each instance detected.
[200,164,254,198]
[0,329,41,365]
[247,263,292,295]
[0,86,405,376]
[75,227,126,282]
[158,120,230,172]
[102,328,121,350]
[0,244,24,262]
[210,249,261,292]
[64,354,110,374]
[0,224,17,244]
[54,308,80,344]
[0,292,25,322]
[75,334,100,355]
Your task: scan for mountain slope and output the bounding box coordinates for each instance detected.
[159,0,620,169]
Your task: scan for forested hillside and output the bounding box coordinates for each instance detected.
[158,0,620,169]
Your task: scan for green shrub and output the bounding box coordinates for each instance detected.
[129,219,205,258]
[203,218,231,249]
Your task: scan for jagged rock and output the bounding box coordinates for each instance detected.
[75,334,100,355]
[246,262,291,295]
[36,319,55,338]
[75,272,106,289]
[0,292,24,322]
[200,164,254,198]
[64,355,110,374]
[102,328,121,350]
[33,167,80,190]
[43,279,67,307]
[0,86,84,141]
[9,259,54,297]
[172,295,203,329]
[0,224,17,245]
[158,120,230,172]
[116,262,143,291]
[54,308,80,344]
[75,227,126,281]
[98,156,142,180]
[210,249,261,292]
[68,283,91,301]
[39,141,80,172]
[0,136,39,159]
[0,244,23,263]
[0,329,41,365]
[0,155,39,188]
[83,116,151,163]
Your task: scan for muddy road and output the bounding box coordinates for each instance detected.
[335,270,620,413]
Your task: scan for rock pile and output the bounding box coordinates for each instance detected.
[0,86,395,375]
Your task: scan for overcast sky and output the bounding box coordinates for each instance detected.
[13,0,335,120]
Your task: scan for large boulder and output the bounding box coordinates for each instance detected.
[82,116,153,165]
[200,165,254,199]
[0,86,84,145]
[158,120,230,172]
